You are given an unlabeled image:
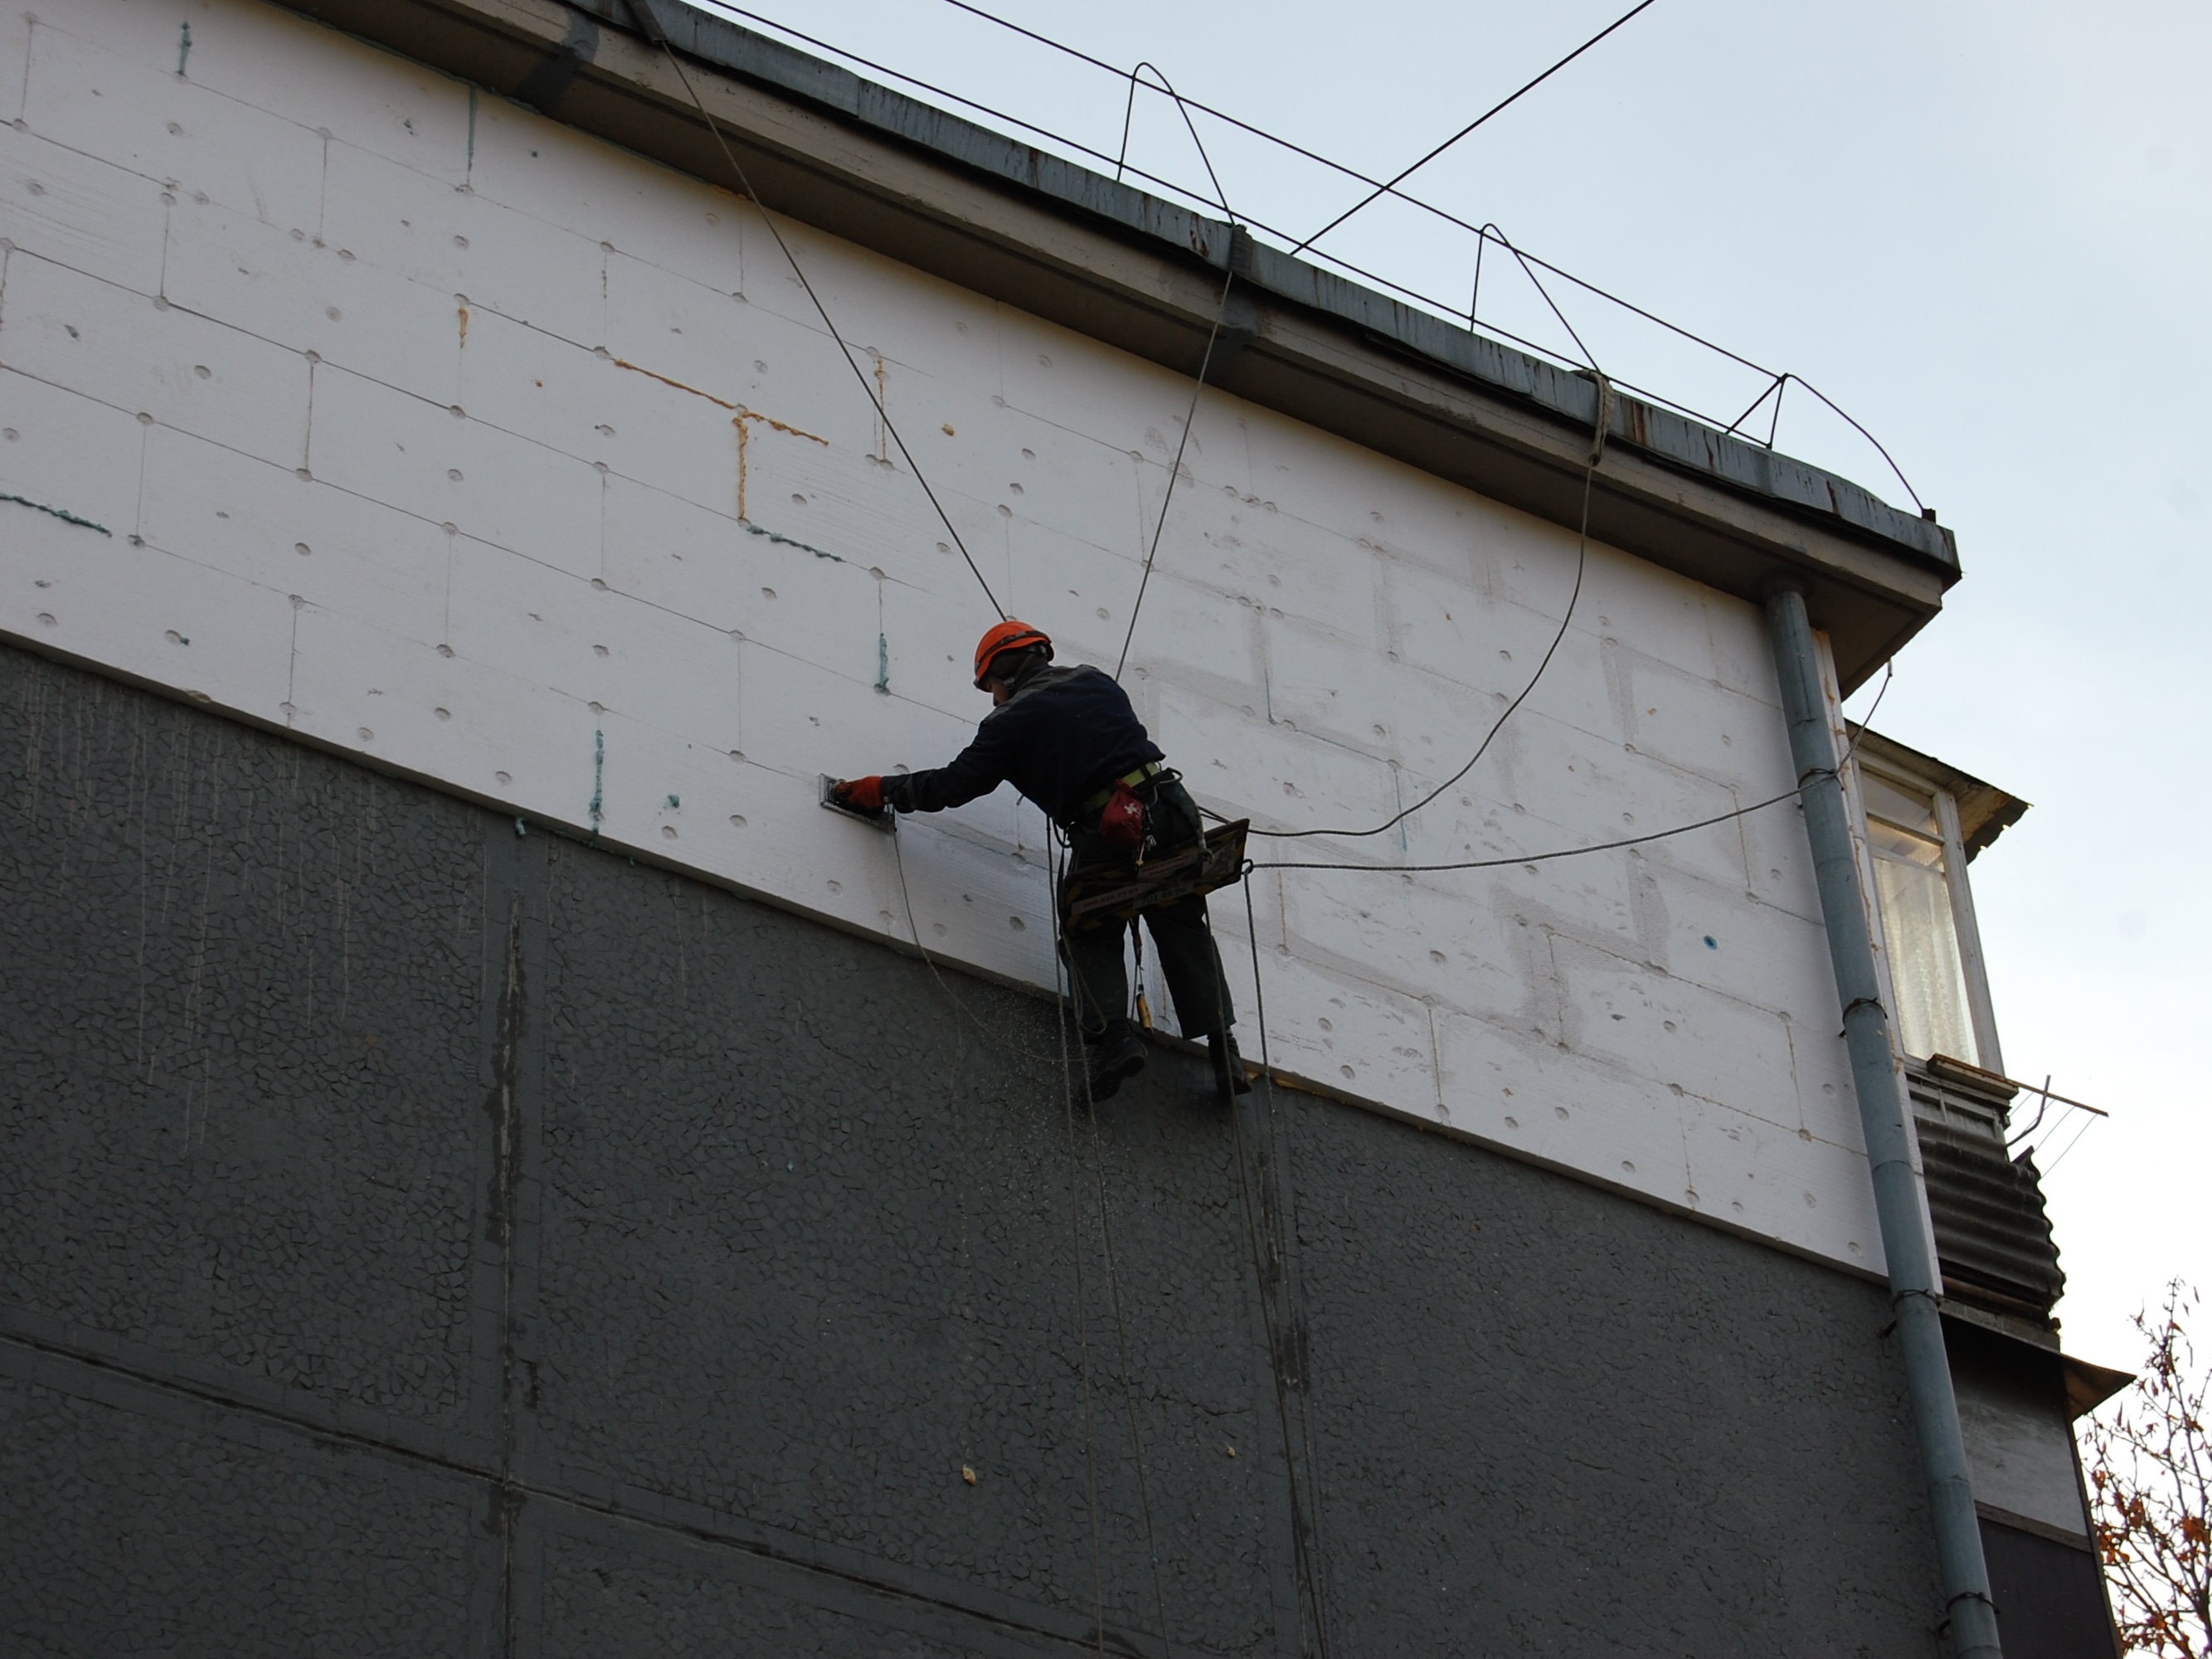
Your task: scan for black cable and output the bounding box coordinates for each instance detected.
[890,819,1175,1657]
[626,0,1009,618]
[700,0,1924,504]
[1254,788,1798,874]
[698,0,1232,214]
[890,832,1066,1065]
[1254,660,1894,877]
[644,0,1915,895]
[1485,226,1603,372]
[1048,840,1112,1659]
[1228,887,1336,1658]
[1051,828,1176,1659]
[1782,377,1927,515]
[1116,265,1237,681]
[1290,0,1660,255]
[1254,375,1612,843]
[693,2,1665,383]
[1096,52,1247,684]
[1115,61,1226,213]
[696,0,1927,500]
[1086,1112,1175,1659]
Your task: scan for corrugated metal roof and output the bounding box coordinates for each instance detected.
[1912,1067,2064,1319]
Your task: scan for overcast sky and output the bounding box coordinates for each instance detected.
[706,0,2208,1372]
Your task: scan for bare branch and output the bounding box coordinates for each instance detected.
[2088,1281,2212,1656]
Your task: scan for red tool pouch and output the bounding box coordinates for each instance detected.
[1097,781,1146,851]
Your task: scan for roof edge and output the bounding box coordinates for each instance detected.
[1853,727,2031,857]
[278,0,1959,686]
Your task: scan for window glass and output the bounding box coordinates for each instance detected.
[1862,775,1977,1063]
[1866,817,1943,868]
[1862,771,1941,837]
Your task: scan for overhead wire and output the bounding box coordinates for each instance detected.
[1289,0,1661,255]
[623,0,1009,619]
[1468,223,1603,372]
[941,0,1656,305]
[947,0,1779,397]
[698,0,1923,505]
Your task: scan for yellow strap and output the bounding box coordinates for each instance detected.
[1080,762,1163,816]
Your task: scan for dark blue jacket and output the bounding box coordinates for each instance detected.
[882,662,1164,827]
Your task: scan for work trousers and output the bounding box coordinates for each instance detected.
[1059,776,1236,1043]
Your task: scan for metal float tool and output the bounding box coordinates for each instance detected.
[819,774,897,832]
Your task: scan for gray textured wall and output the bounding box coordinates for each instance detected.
[1,642,1942,1657]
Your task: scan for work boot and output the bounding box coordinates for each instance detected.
[1086,1019,1147,1102]
[1208,1031,1254,1099]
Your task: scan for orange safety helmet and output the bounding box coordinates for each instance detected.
[972,619,1053,688]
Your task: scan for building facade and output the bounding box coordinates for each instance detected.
[1,0,2117,1652]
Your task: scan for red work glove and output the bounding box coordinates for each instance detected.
[834,775,886,813]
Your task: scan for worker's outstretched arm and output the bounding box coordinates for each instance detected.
[836,722,1013,816]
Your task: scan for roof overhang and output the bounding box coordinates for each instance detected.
[280,0,1959,691]
[1852,727,2030,858]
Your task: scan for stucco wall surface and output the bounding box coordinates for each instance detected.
[0,644,1942,1656]
[0,0,1885,1269]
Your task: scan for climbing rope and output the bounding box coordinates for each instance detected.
[624,0,1008,619]
[1047,842,1112,1655]
[1206,898,1338,1658]
[1107,61,1243,686]
[1053,828,1178,1659]
[887,815,1176,1657]
[890,830,1063,1065]
[1114,262,1238,684]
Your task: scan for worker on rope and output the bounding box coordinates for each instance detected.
[832,620,1251,1102]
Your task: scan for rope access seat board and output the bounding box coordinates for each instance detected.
[1061,820,1251,932]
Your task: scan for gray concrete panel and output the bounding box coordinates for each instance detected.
[1,643,1962,1655]
[0,654,494,1443]
[531,1505,1100,1657]
[1287,1085,1942,1654]
[0,1357,489,1658]
[527,839,1283,1654]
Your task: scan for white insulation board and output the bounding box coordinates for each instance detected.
[0,0,1896,1273]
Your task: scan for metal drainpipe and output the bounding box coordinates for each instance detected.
[1765,584,2003,1659]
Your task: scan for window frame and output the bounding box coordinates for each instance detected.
[1852,750,2006,1074]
